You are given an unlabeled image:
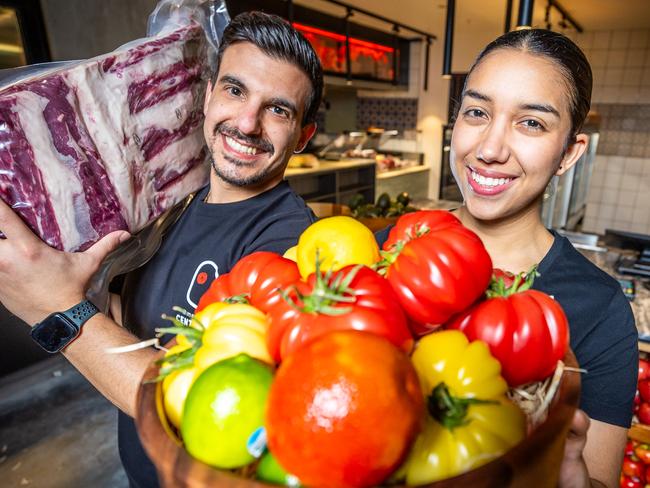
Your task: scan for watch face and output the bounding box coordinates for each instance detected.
[30,314,79,353]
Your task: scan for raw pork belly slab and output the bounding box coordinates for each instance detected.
[0,23,209,251]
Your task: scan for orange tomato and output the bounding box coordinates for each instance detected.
[266,331,424,488]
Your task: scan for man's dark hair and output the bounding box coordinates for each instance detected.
[215,11,323,126]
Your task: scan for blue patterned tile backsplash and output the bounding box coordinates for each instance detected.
[357,97,418,131]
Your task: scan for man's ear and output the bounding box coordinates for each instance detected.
[556,133,589,176]
[203,80,214,116]
[294,123,317,153]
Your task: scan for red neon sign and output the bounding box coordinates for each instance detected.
[293,23,395,53]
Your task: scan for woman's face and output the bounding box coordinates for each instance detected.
[451,49,582,222]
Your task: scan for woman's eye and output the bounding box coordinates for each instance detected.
[522,119,545,131]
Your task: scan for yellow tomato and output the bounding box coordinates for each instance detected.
[161,344,197,428]
[296,216,380,278]
[162,367,198,428]
[193,303,272,371]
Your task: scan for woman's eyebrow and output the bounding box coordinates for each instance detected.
[519,103,560,118]
[463,89,491,102]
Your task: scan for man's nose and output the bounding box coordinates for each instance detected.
[476,120,510,163]
[234,102,263,135]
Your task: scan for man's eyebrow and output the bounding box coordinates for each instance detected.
[519,103,560,118]
[217,74,246,90]
[268,97,298,116]
[463,89,491,102]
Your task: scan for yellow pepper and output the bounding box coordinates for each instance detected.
[403,330,526,485]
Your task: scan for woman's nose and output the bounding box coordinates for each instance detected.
[476,121,510,163]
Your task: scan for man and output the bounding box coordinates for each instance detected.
[0,12,322,487]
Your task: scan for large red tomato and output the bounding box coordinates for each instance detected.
[447,273,569,387]
[381,210,492,336]
[266,264,413,363]
[266,331,424,488]
[195,252,300,313]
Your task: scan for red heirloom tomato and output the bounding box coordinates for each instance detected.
[447,270,569,387]
[266,264,413,363]
[640,359,650,382]
[639,380,650,403]
[620,474,643,488]
[196,251,300,313]
[635,444,650,464]
[623,457,646,480]
[380,210,492,336]
[639,402,650,425]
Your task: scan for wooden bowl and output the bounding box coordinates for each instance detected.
[136,350,580,488]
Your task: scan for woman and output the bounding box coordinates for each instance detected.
[380,29,637,487]
[450,29,637,487]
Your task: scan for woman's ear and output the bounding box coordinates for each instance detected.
[556,133,589,176]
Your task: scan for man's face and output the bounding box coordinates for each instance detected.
[203,42,315,193]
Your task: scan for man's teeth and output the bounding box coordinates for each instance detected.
[471,170,511,187]
[226,136,259,155]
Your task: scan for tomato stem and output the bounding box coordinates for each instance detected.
[486,265,540,299]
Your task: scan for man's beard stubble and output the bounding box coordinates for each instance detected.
[208,122,278,187]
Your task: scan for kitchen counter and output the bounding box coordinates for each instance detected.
[578,247,650,349]
[284,158,375,177]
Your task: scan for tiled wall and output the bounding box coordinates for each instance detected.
[356,97,419,132]
[570,29,650,235]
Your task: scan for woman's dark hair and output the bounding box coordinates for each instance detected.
[464,29,592,143]
[215,11,323,126]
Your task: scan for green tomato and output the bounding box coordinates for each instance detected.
[181,354,274,469]
[257,451,302,486]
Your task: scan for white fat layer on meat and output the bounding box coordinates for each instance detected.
[14,91,94,250]
[69,24,207,232]
[136,130,207,228]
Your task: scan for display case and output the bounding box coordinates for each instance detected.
[0,1,50,67]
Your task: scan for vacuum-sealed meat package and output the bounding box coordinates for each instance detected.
[0,0,229,252]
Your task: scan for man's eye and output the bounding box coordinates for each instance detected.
[270,106,289,117]
[464,108,485,118]
[227,86,242,97]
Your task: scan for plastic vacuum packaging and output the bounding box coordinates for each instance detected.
[0,0,230,310]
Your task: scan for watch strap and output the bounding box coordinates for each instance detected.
[63,300,99,329]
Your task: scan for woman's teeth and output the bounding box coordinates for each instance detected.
[471,170,511,187]
[226,136,259,155]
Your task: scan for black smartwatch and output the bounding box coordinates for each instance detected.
[30,300,99,353]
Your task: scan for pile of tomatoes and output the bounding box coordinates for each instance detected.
[621,439,650,488]
[154,210,571,487]
[622,357,650,488]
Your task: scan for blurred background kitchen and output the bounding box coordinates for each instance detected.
[1,1,650,486]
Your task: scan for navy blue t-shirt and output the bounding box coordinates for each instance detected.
[533,231,638,428]
[118,181,315,488]
[375,226,638,428]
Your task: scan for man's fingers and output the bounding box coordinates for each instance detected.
[84,230,131,263]
[0,197,40,242]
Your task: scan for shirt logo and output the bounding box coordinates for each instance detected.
[186,260,219,310]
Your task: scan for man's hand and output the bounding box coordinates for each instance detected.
[0,198,129,324]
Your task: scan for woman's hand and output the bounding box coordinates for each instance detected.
[560,409,625,488]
